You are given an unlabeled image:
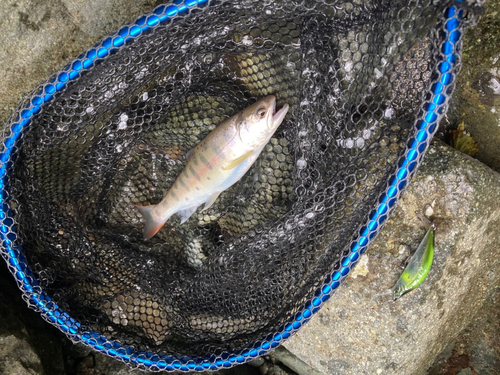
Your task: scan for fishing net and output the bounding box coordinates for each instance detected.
[0,0,479,371]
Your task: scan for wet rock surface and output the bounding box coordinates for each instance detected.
[284,140,500,375]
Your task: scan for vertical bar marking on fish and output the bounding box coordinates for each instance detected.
[133,95,289,239]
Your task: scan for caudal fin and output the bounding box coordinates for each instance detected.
[132,204,167,240]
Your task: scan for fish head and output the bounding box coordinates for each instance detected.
[237,96,289,148]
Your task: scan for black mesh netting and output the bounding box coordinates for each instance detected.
[1,0,476,367]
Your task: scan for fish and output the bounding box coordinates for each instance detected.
[133,95,289,239]
[391,223,435,300]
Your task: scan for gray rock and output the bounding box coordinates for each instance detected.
[284,140,500,375]
[468,305,500,375]
[274,347,324,375]
[0,0,153,127]
[445,0,500,173]
[427,287,500,375]
[248,357,266,367]
[0,335,44,375]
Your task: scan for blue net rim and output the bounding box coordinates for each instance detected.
[0,0,464,371]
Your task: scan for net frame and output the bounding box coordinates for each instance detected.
[0,0,466,371]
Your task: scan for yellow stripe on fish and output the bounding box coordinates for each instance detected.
[133,96,289,239]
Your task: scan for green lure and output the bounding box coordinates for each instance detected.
[391,223,435,300]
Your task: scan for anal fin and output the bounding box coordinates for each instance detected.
[203,191,221,211]
[176,205,199,224]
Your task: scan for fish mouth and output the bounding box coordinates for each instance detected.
[272,101,289,125]
[259,95,288,128]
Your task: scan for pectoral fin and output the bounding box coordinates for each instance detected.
[223,150,254,170]
[203,191,221,211]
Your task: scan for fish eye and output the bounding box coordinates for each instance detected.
[256,107,268,119]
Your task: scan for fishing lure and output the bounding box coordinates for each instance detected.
[391,212,435,300]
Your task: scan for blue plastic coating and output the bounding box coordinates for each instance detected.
[387,186,398,198]
[368,220,378,231]
[349,252,359,262]
[396,168,408,180]
[0,2,464,371]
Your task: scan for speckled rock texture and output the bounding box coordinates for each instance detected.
[0,0,155,127]
[427,286,500,375]
[284,140,500,375]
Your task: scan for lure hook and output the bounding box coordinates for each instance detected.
[415,203,436,229]
[418,203,436,229]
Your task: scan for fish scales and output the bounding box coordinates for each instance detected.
[134,95,289,239]
[168,128,232,200]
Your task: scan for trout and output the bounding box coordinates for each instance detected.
[134,96,289,239]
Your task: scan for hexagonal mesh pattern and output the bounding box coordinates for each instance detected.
[0,0,476,371]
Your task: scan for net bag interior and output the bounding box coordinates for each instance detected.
[0,0,473,371]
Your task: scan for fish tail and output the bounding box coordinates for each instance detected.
[132,204,169,240]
